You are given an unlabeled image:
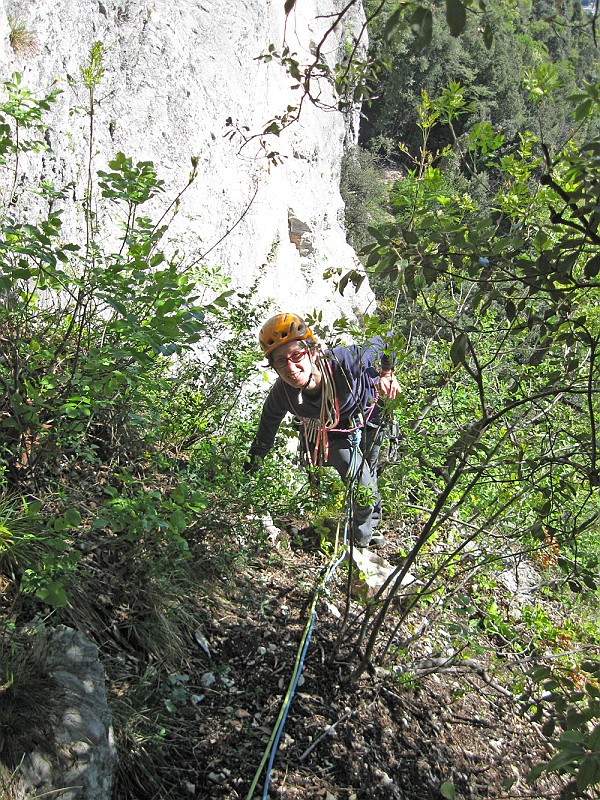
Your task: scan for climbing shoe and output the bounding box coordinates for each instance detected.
[369,531,386,548]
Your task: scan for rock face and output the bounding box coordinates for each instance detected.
[0,0,370,322]
[17,626,116,800]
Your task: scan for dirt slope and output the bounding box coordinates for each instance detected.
[94,518,566,800]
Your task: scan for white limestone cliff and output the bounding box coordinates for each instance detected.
[0,0,372,323]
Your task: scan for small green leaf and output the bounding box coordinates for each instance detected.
[588,723,600,748]
[63,508,82,528]
[483,23,494,49]
[584,254,600,279]
[574,98,593,122]
[169,509,188,534]
[576,756,600,793]
[560,730,586,744]
[446,0,466,36]
[338,272,351,294]
[527,763,546,783]
[537,499,551,517]
[37,581,68,608]
[409,6,433,48]
[545,747,583,773]
[440,781,456,800]
[450,333,469,366]
[582,574,597,590]
[383,6,403,43]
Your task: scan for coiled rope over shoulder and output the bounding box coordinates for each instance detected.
[289,351,380,467]
[300,353,339,465]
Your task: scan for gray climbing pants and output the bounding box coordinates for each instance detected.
[325,422,383,547]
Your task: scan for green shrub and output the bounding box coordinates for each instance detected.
[0,61,236,486]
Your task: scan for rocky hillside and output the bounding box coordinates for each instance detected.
[8,500,569,800]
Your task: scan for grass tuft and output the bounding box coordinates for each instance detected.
[8,17,37,57]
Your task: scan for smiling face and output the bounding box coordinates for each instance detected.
[271,340,321,392]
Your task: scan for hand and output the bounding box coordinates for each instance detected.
[379,372,400,400]
[243,455,262,474]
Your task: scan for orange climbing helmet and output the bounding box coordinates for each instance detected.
[259,313,315,357]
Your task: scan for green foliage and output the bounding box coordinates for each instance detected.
[440,780,456,800]
[0,494,79,608]
[0,72,59,183]
[362,0,597,165]
[340,146,391,251]
[357,82,600,579]
[341,60,600,764]
[236,427,308,519]
[93,472,207,551]
[98,152,165,206]
[524,660,600,795]
[0,63,236,485]
[0,53,287,624]
[79,40,104,90]
[149,285,268,455]
[313,517,338,555]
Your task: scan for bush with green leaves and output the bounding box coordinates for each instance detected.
[0,53,239,486]
[148,284,269,457]
[0,493,81,608]
[0,48,279,609]
[524,660,600,797]
[335,66,600,798]
[352,79,600,580]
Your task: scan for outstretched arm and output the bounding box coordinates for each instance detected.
[244,382,289,472]
[362,336,400,400]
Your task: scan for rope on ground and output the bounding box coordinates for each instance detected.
[244,547,347,800]
[245,430,362,800]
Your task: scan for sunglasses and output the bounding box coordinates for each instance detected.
[272,349,310,370]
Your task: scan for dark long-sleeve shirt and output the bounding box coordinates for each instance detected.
[248,339,391,460]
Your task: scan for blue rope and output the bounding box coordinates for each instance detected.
[259,548,346,799]
[250,428,363,800]
[261,609,316,798]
